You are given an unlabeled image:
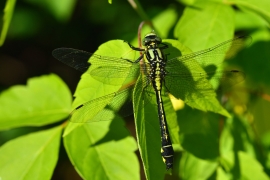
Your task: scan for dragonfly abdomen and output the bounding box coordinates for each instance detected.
[156,90,174,170]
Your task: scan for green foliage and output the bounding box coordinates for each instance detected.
[0,74,72,130]
[0,126,62,180]
[64,120,139,180]
[1,0,270,180]
[0,0,16,46]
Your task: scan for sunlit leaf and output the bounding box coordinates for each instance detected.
[174,1,235,52]
[64,119,139,179]
[238,151,269,180]
[0,126,62,180]
[0,74,72,130]
[63,40,138,136]
[232,0,270,24]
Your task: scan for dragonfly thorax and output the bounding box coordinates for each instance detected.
[144,48,167,92]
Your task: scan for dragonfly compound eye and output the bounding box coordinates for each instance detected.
[143,32,162,46]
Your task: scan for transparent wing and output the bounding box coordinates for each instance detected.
[67,77,153,123]
[52,48,92,72]
[164,36,250,101]
[52,48,140,85]
[69,83,136,123]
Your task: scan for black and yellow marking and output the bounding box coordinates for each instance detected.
[127,32,174,170]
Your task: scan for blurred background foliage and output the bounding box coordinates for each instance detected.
[1,0,270,179]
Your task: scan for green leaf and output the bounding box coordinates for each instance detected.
[0,126,62,180]
[64,119,139,180]
[231,29,270,88]
[163,94,180,145]
[133,75,167,179]
[219,117,234,171]
[63,40,138,136]
[235,10,268,30]
[177,107,220,160]
[238,151,269,180]
[0,0,16,46]
[174,1,235,52]
[219,116,269,179]
[179,152,218,180]
[177,0,197,6]
[232,0,270,25]
[62,40,140,179]
[64,40,139,136]
[0,74,72,130]
[164,39,230,117]
[152,7,178,39]
[217,166,230,180]
[263,132,270,171]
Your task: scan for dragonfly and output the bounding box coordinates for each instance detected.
[52,32,249,170]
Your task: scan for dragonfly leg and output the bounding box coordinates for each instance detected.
[124,41,145,51]
[134,55,144,63]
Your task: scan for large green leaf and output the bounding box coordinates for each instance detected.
[64,118,139,180]
[238,151,269,180]
[232,0,270,24]
[177,107,220,160]
[217,166,230,180]
[63,40,138,136]
[174,1,235,53]
[235,10,268,30]
[0,74,72,130]
[62,40,140,179]
[219,115,269,179]
[0,126,62,180]
[133,75,167,180]
[230,29,270,87]
[164,39,230,117]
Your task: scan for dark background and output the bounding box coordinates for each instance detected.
[0,0,178,93]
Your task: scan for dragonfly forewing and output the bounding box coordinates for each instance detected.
[53,48,141,86]
[70,83,135,123]
[52,48,92,72]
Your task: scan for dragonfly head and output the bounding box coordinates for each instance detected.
[143,32,162,47]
